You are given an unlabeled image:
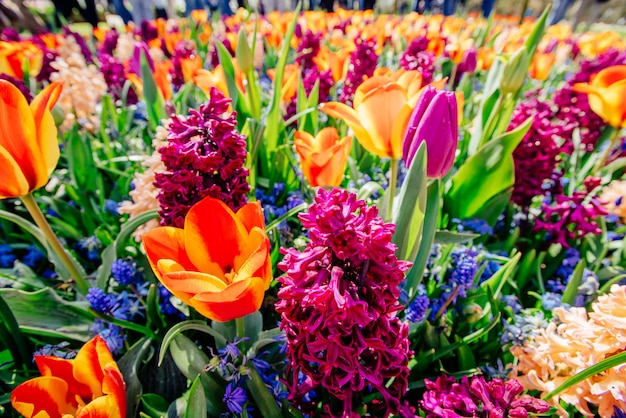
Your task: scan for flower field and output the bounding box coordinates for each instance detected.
[0,5,626,418]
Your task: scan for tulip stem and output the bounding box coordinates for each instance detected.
[20,193,89,296]
[448,63,458,91]
[236,316,245,341]
[387,159,399,222]
[593,128,621,174]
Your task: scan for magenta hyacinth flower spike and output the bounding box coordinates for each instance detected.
[402,85,459,178]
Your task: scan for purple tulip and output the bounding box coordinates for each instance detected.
[402,85,459,178]
[459,47,477,74]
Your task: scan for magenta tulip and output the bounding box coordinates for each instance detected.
[402,85,458,178]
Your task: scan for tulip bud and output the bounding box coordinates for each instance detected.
[459,47,477,75]
[402,86,459,178]
[236,28,253,74]
[500,48,529,95]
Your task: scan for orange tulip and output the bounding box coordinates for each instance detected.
[194,66,230,98]
[0,81,62,199]
[11,336,126,418]
[294,127,352,187]
[528,52,556,81]
[267,63,299,103]
[319,69,424,159]
[142,197,272,322]
[573,65,626,129]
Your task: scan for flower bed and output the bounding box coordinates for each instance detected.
[0,6,625,418]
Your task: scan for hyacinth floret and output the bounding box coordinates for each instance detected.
[420,374,551,418]
[276,188,412,418]
[155,87,250,227]
[295,30,322,71]
[400,36,435,84]
[339,36,378,106]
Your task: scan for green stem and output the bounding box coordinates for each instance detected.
[593,128,621,174]
[387,159,399,222]
[448,63,458,91]
[20,193,89,295]
[236,316,245,341]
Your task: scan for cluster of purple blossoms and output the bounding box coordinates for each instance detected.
[295,30,322,71]
[100,28,119,56]
[555,48,626,154]
[209,35,234,68]
[420,374,551,417]
[339,36,378,106]
[507,96,563,208]
[99,53,138,105]
[285,66,334,124]
[400,36,435,84]
[170,40,199,89]
[276,188,412,418]
[155,87,250,227]
[534,177,608,247]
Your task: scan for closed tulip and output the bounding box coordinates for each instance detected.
[0,80,62,199]
[294,127,352,187]
[320,69,424,159]
[573,65,626,129]
[142,197,272,322]
[11,336,126,418]
[402,85,458,178]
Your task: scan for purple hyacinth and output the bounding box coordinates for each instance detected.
[99,53,138,105]
[276,188,412,418]
[420,374,551,418]
[295,30,322,71]
[339,36,378,106]
[155,87,250,227]
[400,36,435,84]
[534,177,607,247]
[100,28,119,56]
[170,40,198,89]
[507,95,562,208]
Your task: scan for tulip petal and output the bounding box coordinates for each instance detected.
[190,277,266,322]
[0,144,29,198]
[35,355,92,401]
[0,80,42,191]
[164,270,228,302]
[184,197,248,275]
[30,82,62,183]
[142,227,196,278]
[73,336,116,399]
[233,227,271,285]
[236,201,266,232]
[11,376,73,418]
[320,102,382,157]
[101,364,127,418]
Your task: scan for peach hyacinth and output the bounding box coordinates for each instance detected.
[510,284,626,417]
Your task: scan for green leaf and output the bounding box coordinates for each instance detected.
[216,41,241,111]
[524,5,550,59]
[186,376,207,418]
[403,179,441,299]
[446,117,532,222]
[392,143,427,262]
[434,231,480,244]
[480,252,520,299]
[561,259,586,306]
[543,350,626,400]
[118,337,153,417]
[433,312,501,361]
[67,128,98,194]
[96,210,159,289]
[247,364,283,417]
[141,50,167,129]
[263,2,301,155]
[0,292,29,367]
[0,287,93,341]
[141,394,169,418]
[356,181,384,201]
[168,334,224,415]
[159,320,228,366]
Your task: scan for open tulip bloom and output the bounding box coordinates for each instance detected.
[11,336,126,418]
[573,65,626,129]
[142,197,272,322]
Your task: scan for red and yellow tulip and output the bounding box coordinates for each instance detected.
[294,127,352,187]
[0,81,62,199]
[319,69,426,159]
[11,336,126,418]
[142,197,272,322]
[573,65,626,129]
